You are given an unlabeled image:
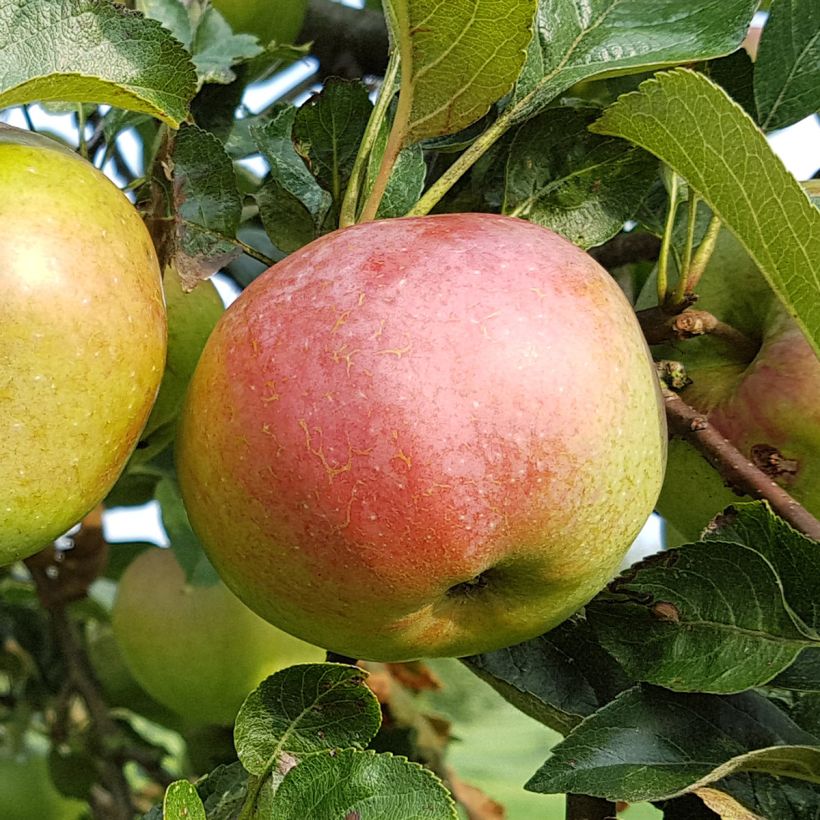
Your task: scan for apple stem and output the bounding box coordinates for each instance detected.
[340,49,400,228]
[565,793,616,819]
[656,173,680,306]
[679,213,722,302]
[662,387,820,542]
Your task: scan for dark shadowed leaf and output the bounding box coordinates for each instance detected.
[501,106,657,247]
[591,69,820,357]
[587,540,815,693]
[195,761,249,819]
[293,80,372,201]
[0,0,195,125]
[713,771,820,820]
[463,618,632,734]
[754,0,820,131]
[234,664,382,777]
[770,648,820,694]
[272,749,458,819]
[702,50,757,120]
[253,107,332,253]
[526,686,820,802]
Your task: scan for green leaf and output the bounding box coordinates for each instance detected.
[154,476,220,586]
[526,686,820,802]
[591,68,820,357]
[387,0,537,142]
[135,0,191,47]
[293,79,373,203]
[234,664,382,777]
[587,540,816,693]
[704,502,820,637]
[511,0,758,123]
[163,780,206,820]
[169,124,243,284]
[0,0,195,126]
[253,107,332,254]
[190,7,263,86]
[501,106,657,248]
[272,749,458,820]
[463,618,633,734]
[754,0,820,131]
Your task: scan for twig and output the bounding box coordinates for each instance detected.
[662,388,820,541]
[566,794,616,820]
[638,307,759,360]
[49,606,134,820]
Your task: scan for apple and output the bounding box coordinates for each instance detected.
[176,213,666,662]
[645,222,820,542]
[0,125,166,566]
[111,548,324,726]
[213,0,308,47]
[136,270,224,454]
[0,734,86,820]
[86,623,183,729]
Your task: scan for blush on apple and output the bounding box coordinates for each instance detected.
[177,214,666,662]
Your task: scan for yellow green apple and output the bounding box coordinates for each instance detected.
[177,214,666,661]
[0,125,166,565]
[111,548,324,726]
[0,734,86,820]
[138,270,224,448]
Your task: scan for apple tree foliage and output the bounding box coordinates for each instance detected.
[0,0,819,818]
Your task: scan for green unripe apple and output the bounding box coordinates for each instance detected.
[213,0,308,46]
[140,270,224,444]
[0,125,166,565]
[86,623,183,729]
[177,214,666,662]
[644,221,820,541]
[111,548,324,726]
[0,734,86,820]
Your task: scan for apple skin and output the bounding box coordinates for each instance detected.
[213,0,308,46]
[139,271,224,445]
[111,549,324,727]
[0,126,166,565]
[645,226,820,542]
[0,736,86,820]
[177,213,666,661]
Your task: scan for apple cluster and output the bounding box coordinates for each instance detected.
[3,129,670,671]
